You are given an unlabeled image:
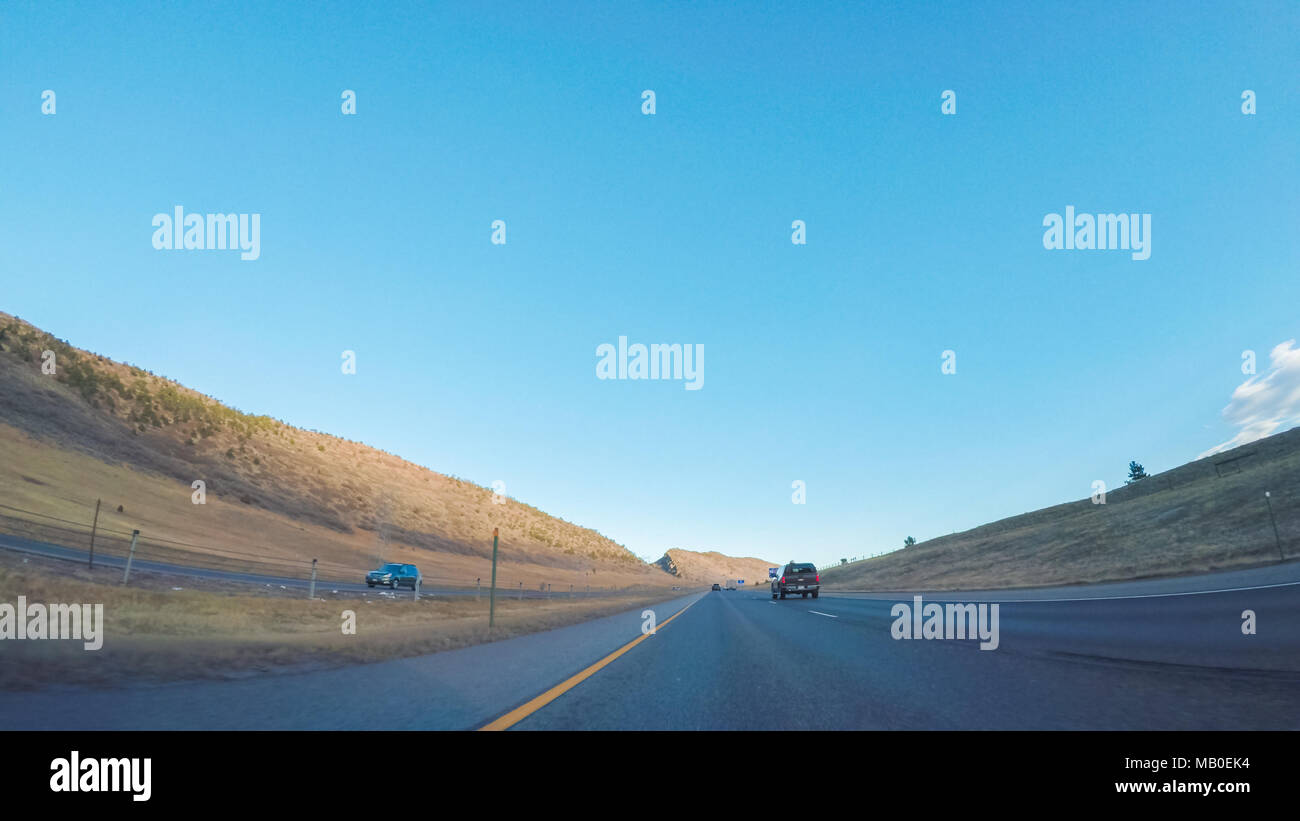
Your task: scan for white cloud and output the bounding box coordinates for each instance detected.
[1200,339,1300,458]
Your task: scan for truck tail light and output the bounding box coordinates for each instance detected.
[780,576,786,583]
[815,574,820,583]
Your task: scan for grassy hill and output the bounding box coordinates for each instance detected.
[822,425,1300,591]
[0,311,670,590]
[654,548,777,587]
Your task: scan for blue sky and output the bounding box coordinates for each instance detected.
[2,1,1298,566]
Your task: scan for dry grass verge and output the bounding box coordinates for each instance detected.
[0,549,684,690]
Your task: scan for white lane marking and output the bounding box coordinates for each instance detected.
[809,610,838,618]
[823,579,1300,604]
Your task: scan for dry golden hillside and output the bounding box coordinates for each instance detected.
[654,548,778,587]
[0,311,671,589]
[821,425,1300,591]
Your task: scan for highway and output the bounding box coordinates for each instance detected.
[2,562,1297,730]
[0,533,609,599]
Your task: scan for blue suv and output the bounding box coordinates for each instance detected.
[366,563,421,590]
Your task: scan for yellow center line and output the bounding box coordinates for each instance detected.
[478,595,702,731]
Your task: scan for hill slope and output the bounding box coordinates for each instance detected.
[0,311,667,589]
[654,548,777,586]
[822,426,1300,591]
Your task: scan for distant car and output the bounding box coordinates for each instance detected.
[366,563,422,590]
[772,562,819,599]
[711,583,722,591]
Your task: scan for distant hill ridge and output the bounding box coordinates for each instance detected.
[655,548,777,585]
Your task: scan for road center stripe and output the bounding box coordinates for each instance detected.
[478,595,701,731]
[809,610,837,618]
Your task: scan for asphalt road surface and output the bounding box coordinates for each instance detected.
[2,561,1297,730]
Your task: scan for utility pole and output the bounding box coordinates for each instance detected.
[1265,492,1284,561]
[88,498,101,570]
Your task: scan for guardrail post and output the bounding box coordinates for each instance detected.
[122,529,140,584]
[476,577,481,601]
[517,581,522,600]
[414,576,420,601]
[308,558,318,599]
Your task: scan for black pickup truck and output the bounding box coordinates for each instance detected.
[771,562,820,599]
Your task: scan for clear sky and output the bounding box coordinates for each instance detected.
[2,1,1298,566]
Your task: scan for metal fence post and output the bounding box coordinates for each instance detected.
[122,529,140,584]
[489,528,499,628]
[1265,492,1284,560]
[309,558,318,600]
